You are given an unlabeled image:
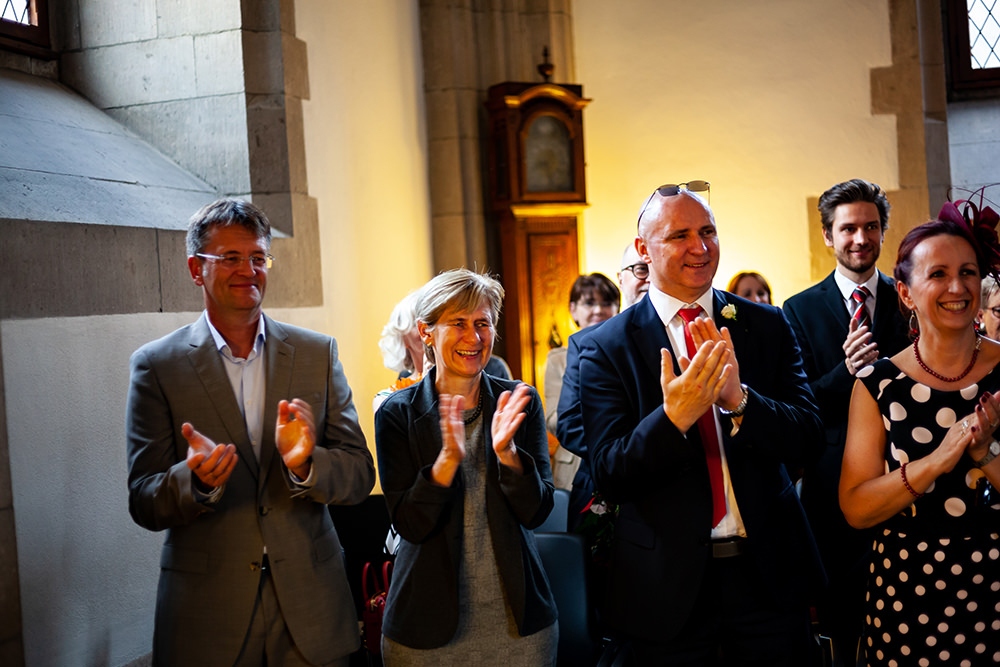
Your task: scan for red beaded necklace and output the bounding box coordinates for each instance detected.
[912,333,982,383]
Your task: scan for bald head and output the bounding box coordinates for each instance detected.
[618,242,648,308]
[636,191,719,302]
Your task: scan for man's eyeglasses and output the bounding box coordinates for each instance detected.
[621,262,649,280]
[195,253,275,269]
[636,180,711,225]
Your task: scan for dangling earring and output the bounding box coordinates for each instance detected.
[908,311,919,340]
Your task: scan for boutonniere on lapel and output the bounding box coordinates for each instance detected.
[721,303,737,321]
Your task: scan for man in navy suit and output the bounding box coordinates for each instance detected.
[579,186,824,664]
[783,179,910,664]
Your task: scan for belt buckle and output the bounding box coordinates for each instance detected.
[709,538,746,559]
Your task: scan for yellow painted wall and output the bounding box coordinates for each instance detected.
[294,0,433,491]
[573,0,899,305]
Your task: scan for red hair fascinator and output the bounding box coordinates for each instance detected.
[940,184,1000,281]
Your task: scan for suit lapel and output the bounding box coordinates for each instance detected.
[873,271,900,340]
[819,272,851,333]
[260,316,292,490]
[187,315,259,480]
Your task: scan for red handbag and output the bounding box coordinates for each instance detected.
[362,560,393,655]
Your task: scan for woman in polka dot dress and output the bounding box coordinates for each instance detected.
[841,214,1000,667]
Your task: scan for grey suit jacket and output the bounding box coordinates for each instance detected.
[126,313,375,666]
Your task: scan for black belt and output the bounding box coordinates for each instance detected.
[708,537,746,559]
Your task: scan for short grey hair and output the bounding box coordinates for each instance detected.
[186,198,272,257]
[982,276,1000,308]
[416,269,504,363]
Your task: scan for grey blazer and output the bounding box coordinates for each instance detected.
[126,313,375,666]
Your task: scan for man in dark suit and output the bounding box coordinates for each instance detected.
[783,179,910,664]
[126,199,375,666]
[579,186,824,664]
[556,243,649,529]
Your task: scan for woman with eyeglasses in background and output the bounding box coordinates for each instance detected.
[543,273,620,491]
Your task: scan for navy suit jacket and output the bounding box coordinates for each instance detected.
[783,271,910,576]
[578,291,825,641]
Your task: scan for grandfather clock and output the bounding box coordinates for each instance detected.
[485,59,591,388]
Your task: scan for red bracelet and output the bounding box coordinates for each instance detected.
[900,462,923,499]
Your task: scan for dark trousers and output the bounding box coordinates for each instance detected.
[626,553,816,667]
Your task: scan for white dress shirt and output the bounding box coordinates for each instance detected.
[647,285,747,539]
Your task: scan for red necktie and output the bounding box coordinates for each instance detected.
[677,307,727,528]
[851,286,872,331]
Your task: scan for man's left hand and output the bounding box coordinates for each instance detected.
[690,318,743,411]
[276,398,315,479]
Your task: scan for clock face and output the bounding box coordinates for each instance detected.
[524,115,573,193]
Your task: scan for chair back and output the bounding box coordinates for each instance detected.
[534,487,570,533]
[535,531,597,666]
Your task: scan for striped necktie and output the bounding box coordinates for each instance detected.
[851,286,872,331]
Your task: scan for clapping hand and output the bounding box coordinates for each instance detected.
[965,390,1000,462]
[182,422,238,490]
[689,317,743,412]
[843,318,878,375]
[430,393,468,487]
[660,324,732,432]
[492,383,530,472]
[275,399,315,479]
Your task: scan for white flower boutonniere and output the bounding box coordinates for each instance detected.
[721,304,737,321]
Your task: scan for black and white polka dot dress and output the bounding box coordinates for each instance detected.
[857,360,1000,667]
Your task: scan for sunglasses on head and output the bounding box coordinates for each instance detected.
[636,180,711,224]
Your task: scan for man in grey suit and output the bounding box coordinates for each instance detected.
[126,199,375,666]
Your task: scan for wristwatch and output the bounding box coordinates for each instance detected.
[719,384,749,418]
[973,439,1000,468]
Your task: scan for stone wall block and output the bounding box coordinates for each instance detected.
[242,0,282,32]
[895,111,929,189]
[284,98,308,195]
[425,89,460,141]
[947,100,1000,144]
[250,191,293,237]
[432,213,470,270]
[456,88,481,140]
[78,0,156,49]
[50,0,81,53]
[420,6,458,90]
[949,140,1000,190]
[157,0,241,38]
[0,221,166,317]
[243,30,284,95]
[107,95,252,194]
[279,0,297,37]
[262,194,322,307]
[246,95,291,193]
[888,0,920,64]
[922,63,947,119]
[281,33,309,100]
[61,38,197,108]
[0,512,23,664]
[923,117,951,200]
[428,137,465,215]
[194,30,245,97]
[459,136,484,216]
[157,228,205,313]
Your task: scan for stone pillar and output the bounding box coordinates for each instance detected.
[419,0,576,273]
